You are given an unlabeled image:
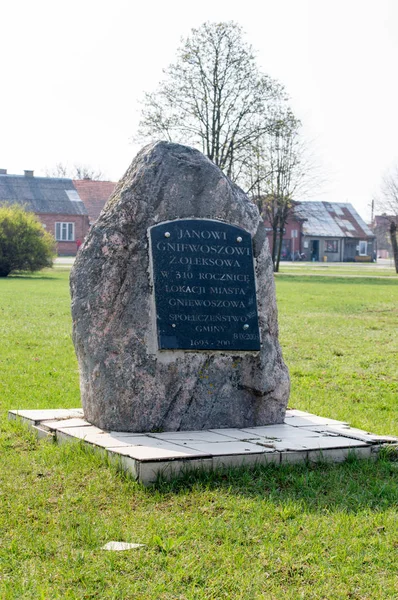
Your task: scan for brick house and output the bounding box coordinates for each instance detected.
[0,169,89,256]
[263,201,376,262]
[73,179,116,225]
[0,170,117,255]
[264,213,306,260]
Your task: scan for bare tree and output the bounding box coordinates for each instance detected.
[72,164,105,181]
[248,108,317,271]
[137,21,287,181]
[378,166,398,273]
[46,163,105,180]
[45,162,69,178]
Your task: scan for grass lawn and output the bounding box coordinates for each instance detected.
[279,260,397,278]
[1,268,398,599]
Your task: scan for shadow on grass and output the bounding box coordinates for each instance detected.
[7,276,59,280]
[150,456,398,513]
[7,272,66,280]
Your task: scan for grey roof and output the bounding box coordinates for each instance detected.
[0,175,88,216]
[294,202,374,239]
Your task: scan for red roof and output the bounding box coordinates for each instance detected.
[73,180,116,224]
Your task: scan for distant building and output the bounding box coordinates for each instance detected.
[263,201,376,262]
[371,215,395,258]
[0,169,116,255]
[73,179,116,225]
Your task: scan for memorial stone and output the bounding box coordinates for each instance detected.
[70,142,290,432]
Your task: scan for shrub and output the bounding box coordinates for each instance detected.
[0,204,56,277]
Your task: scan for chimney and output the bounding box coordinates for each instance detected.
[24,170,34,177]
[0,169,7,175]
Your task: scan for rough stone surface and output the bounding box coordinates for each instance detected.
[70,142,290,432]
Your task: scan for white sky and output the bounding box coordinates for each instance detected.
[1,0,398,221]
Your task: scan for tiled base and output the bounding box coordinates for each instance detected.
[8,408,398,485]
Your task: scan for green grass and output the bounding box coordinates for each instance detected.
[279,261,397,278]
[1,268,398,599]
[277,274,398,435]
[0,270,79,412]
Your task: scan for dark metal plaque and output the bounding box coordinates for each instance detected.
[150,219,261,351]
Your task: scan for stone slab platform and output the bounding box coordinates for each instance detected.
[8,408,398,485]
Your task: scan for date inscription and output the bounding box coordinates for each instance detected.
[150,219,261,351]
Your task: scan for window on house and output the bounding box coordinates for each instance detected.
[359,241,367,256]
[55,222,75,241]
[325,240,338,253]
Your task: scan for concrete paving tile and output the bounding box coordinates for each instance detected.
[55,429,111,453]
[241,424,296,434]
[280,451,308,464]
[267,435,368,452]
[106,434,176,448]
[212,451,280,470]
[284,413,348,427]
[308,448,349,464]
[362,433,398,442]
[285,409,309,417]
[108,431,147,437]
[55,428,149,449]
[177,440,275,456]
[32,425,54,440]
[54,425,104,438]
[106,442,210,460]
[307,446,373,464]
[239,430,326,454]
[301,425,398,444]
[208,428,259,440]
[41,418,90,430]
[299,436,368,450]
[271,440,313,451]
[286,409,336,419]
[55,428,88,446]
[108,434,212,454]
[299,425,348,434]
[54,427,143,450]
[9,408,84,425]
[58,428,210,456]
[247,439,277,450]
[241,424,322,439]
[150,431,234,443]
[347,446,374,460]
[105,450,139,479]
[138,458,214,485]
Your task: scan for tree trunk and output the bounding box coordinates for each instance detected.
[390,221,398,274]
[271,226,278,271]
[275,227,284,272]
